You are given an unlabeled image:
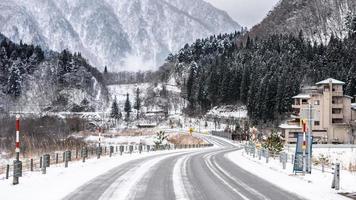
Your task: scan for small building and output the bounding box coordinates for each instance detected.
[280,78,355,144]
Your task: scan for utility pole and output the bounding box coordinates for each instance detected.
[307,103,313,173]
[302,119,307,174]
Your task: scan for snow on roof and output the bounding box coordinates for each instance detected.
[352,103,356,110]
[279,124,301,129]
[292,94,310,99]
[316,78,345,85]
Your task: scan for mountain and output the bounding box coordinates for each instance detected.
[0,33,109,113]
[0,0,241,72]
[246,0,356,44]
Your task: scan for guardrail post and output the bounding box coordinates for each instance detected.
[6,164,9,179]
[119,145,124,155]
[282,153,287,170]
[30,159,33,171]
[258,150,261,160]
[76,149,78,159]
[291,154,294,164]
[331,163,340,190]
[110,146,114,157]
[64,151,69,168]
[139,144,142,154]
[55,153,58,164]
[40,156,42,169]
[129,145,133,154]
[42,155,47,174]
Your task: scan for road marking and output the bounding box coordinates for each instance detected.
[173,154,190,200]
[204,151,250,200]
[99,152,188,200]
[211,153,271,200]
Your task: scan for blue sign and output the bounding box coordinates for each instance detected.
[293,133,313,173]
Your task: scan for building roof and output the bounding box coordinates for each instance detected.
[352,103,356,110]
[279,124,301,129]
[292,94,311,99]
[316,78,345,85]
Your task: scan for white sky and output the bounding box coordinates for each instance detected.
[204,0,280,29]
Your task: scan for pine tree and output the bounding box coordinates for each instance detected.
[104,66,108,74]
[346,65,356,96]
[110,97,121,120]
[134,87,141,119]
[7,58,22,98]
[124,93,132,121]
[262,131,284,154]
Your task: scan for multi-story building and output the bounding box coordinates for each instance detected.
[280,78,355,144]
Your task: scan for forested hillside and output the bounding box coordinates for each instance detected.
[0,33,109,113]
[166,16,356,125]
[245,0,356,44]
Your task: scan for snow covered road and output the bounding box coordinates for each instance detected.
[62,135,303,200]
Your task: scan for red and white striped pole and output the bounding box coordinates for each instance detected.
[13,114,21,185]
[15,114,20,160]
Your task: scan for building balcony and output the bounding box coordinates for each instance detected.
[292,104,301,109]
[291,114,300,119]
[332,113,343,119]
[332,103,343,109]
[332,91,343,96]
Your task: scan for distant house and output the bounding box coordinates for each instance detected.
[280,78,355,144]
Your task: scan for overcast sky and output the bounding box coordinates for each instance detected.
[204,0,280,29]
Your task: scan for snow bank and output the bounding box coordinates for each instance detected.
[227,150,355,200]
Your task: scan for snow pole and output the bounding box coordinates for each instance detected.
[15,115,20,154]
[302,119,307,174]
[13,114,22,185]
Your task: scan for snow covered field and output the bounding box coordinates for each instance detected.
[285,144,356,171]
[227,149,356,200]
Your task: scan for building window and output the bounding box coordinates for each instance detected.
[314,121,320,126]
[314,100,320,105]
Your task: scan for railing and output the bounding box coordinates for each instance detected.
[0,143,214,183]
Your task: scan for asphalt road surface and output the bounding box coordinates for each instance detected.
[63,135,304,200]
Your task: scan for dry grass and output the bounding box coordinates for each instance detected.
[168,134,206,145]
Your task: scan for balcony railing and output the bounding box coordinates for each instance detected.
[332,103,343,109]
[332,113,343,119]
[292,104,300,109]
[332,91,343,96]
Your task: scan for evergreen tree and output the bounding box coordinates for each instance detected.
[104,66,108,74]
[134,87,141,119]
[7,58,22,98]
[124,93,132,121]
[346,65,356,96]
[262,131,284,154]
[110,97,121,120]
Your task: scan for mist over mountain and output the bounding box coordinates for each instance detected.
[0,0,241,72]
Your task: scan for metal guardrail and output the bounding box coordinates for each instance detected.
[211,131,232,140]
[0,143,214,182]
[243,144,335,173]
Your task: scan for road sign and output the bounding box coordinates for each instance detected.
[293,133,313,173]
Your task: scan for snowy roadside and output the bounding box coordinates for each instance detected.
[0,148,202,200]
[226,149,355,200]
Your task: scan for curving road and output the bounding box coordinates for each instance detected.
[63,135,304,200]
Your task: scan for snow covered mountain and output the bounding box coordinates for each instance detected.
[0,0,241,72]
[247,0,356,44]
